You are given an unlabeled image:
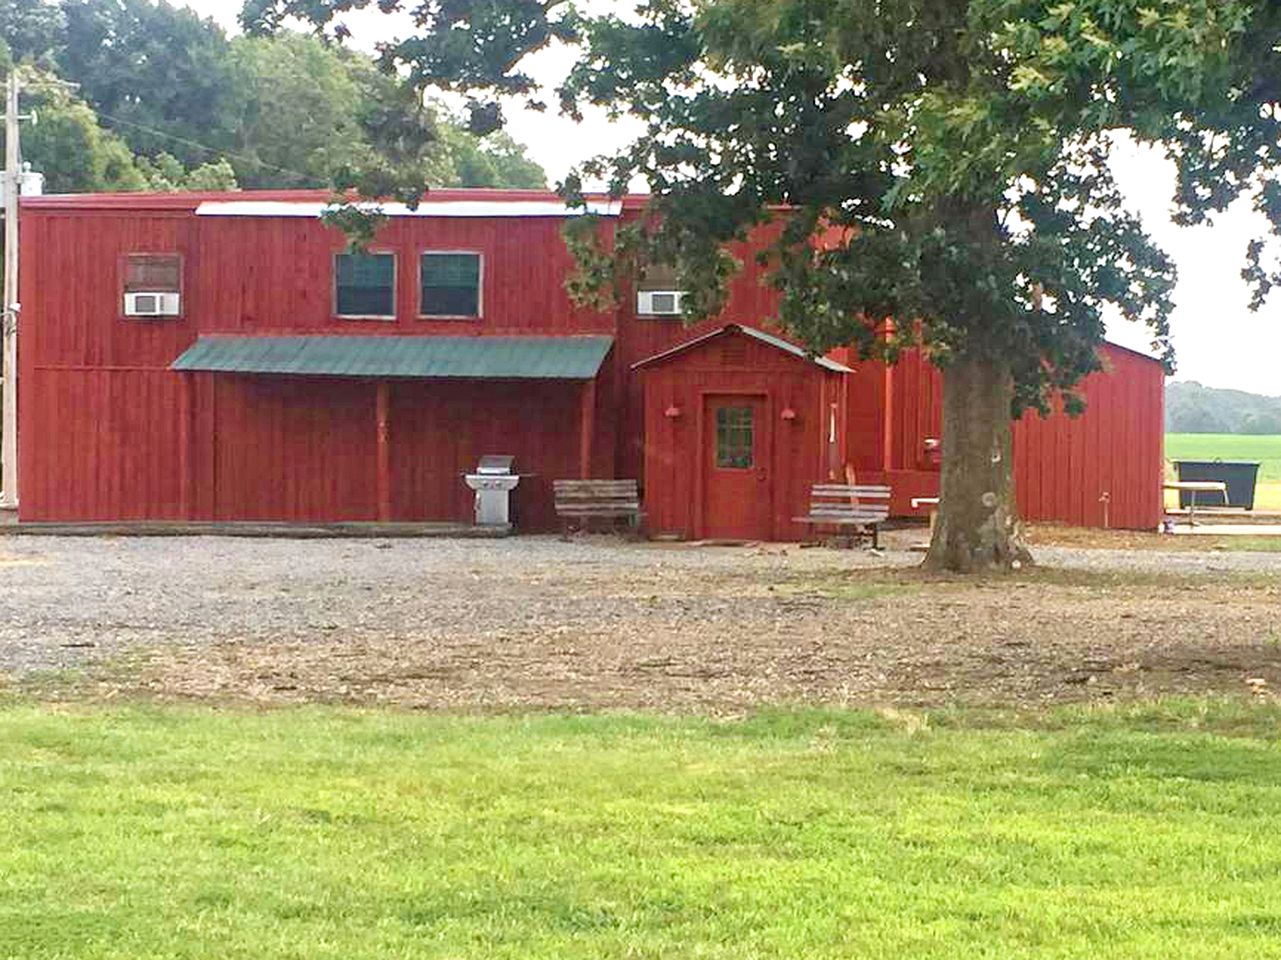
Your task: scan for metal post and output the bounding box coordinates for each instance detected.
[2,71,21,510]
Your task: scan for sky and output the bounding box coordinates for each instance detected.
[185,0,1281,396]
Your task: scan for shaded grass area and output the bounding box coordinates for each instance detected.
[1026,524,1281,554]
[6,703,1281,958]
[1208,535,1281,553]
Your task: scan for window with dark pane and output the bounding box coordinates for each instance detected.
[715,406,754,468]
[335,253,395,317]
[421,253,480,317]
[124,254,181,293]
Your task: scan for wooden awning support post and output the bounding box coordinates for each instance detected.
[579,379,596,479]
[376,381,391,521]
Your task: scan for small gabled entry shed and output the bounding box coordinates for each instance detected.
[634,324,851,541]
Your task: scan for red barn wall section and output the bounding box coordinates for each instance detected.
[17,190,732,525]
[17,190,788,525]
[18,189,1162,532]
[175,375,585,529]
[1013,344,1165,531]
[18,208,195,521]
[385,380,584,530]
[641,330,846,541]
[842,344,1165,530]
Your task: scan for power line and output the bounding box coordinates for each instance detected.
[92,109,326,185]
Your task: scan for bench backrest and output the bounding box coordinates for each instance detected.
[553,479,641,514]
[806,483,892,521]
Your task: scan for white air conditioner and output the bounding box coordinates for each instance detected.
[124,291,181,317]
[637,290,685,316]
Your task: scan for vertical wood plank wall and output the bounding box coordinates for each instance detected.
[640,331,845,541]
[18,192,1164,531]
[843,345,1166,530]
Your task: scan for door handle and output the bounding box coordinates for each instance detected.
[756,467,768,481]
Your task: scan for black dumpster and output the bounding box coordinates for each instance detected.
[1174,460,1262,510]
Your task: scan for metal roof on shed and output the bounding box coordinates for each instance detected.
[631,323,852,373]
[171,335,614,380]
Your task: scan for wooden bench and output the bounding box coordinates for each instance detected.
[794,484,892,548]
[553,479,643,538]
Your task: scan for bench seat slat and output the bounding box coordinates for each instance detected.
[554,481,638,491]
[802,511,890,520]
[557,506,642,516]
[809,484,891,490]
[554,479,643,536]
[795,512,888,521]
[793,518,883,526]
[795,480,893,547]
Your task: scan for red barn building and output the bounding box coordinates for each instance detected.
[15,189,1165,536]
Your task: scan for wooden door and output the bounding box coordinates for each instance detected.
[702,395,771,539]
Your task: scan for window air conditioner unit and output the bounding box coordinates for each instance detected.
[124,292,181,317]
[637,290,685,316]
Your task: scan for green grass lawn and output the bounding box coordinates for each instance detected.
[1165,433,1281,510]
[6,703,1281,958]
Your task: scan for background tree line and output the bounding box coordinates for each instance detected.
[1166,381,1281,434]
[0,0,547,193]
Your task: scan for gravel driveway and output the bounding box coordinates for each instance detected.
[2,533,1279,708]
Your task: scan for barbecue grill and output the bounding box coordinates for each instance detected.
[463,455,521,526]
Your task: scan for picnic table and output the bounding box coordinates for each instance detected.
[912,496,940,532]
[1163,480,1228,526]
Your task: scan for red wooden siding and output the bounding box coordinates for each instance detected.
[192,215,615,337]
[640,329,845,540]
[19,368,186,521]
[387,380,583,530]
[843,344,1165,530]
[205,377,379,522]
[1013,345,1165,530]
[17,189,1164,533]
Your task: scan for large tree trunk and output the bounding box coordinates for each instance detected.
[923,354,1033,573]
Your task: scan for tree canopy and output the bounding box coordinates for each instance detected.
[1166,382,1281,435]
[241,0,1281,570]
[1,0,548,193]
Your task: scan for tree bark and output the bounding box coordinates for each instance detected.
[923,353,1033,573]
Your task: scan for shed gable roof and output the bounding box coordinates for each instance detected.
[631,324,851,373]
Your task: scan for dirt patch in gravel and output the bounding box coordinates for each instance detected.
[3,535,1279,711]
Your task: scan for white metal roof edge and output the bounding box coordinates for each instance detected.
[631,323,852,373]
[194,199,622,219]
[737,326,853,373]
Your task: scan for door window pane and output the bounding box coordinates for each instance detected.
[715,406,754,468]
[335,253,395,317]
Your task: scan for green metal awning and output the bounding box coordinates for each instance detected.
[171,334,614,380]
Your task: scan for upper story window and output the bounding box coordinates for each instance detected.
[122,253,182,318]
[635,262,685,318]
[420,252,481,318]
[335,252,396,319]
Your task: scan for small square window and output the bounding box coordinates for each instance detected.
[124,254,181,293]
[421,252,481,318]
[335,252,395,318]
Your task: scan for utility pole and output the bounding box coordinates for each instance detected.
[2,71,22,510]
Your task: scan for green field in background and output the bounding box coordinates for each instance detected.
[1165,434,1281,510]
[6,703,1281,959]
[1165,434,1281,482]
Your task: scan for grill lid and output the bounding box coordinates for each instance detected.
[476,454,515,475]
